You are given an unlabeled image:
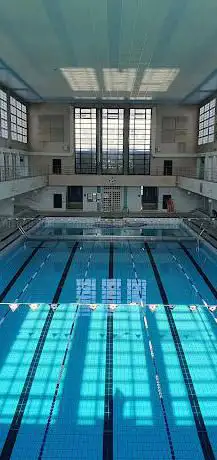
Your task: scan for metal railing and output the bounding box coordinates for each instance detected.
[0,166,48,182]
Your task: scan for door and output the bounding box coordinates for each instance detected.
[142,187,158,210]
[67,186,83,209]
[162,194,171,210]
[164,160,173,176]
[199,157,205,180]
[52,158,62,174]
[53,194,62,208]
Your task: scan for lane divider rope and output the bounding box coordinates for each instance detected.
[167,247,217,325]
[128,241,176,460]
[38,243,95,460]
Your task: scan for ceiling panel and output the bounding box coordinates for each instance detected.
[0,0,217,103]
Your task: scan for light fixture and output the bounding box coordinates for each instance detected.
[60,68,99,92]
[103,68,136,92]
[139,68,179,92]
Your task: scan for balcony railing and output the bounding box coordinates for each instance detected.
[0,166,48,182]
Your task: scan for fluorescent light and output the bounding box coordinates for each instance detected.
[139,68,179,92]
[60,68,99,92]
[103,68,136,92]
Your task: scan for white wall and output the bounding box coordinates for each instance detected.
[0,176,47,200]
[154,105,197,155]
[83,187,98,212]
[17,186,67,212]
[178,176,217,201]
[29,104,72,155]
[0,198,14,216]
[127,187,141,211]
[49,174,176,187]
[158,187,203,212]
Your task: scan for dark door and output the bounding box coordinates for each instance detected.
[67,186,83,209]
[163,194,171,210]
[53,158,62,174]
[164,160,173,176]
[53,194,62,208]
[142,187,158,210]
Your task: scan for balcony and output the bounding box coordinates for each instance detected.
[48,166,177,187]
[0,166,48,200]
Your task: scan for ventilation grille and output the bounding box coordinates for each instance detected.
[38,115,64,142]
[102,186,121,212]
[161,116,188,143]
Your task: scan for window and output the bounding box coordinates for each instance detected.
[53,194,62,208]
[129,108,151,174]
[75,108,97,173]
[198,98,216,145]
[10,96,28,143]
[0,89,8,139]
[102,108,124,174]
[164,160,173,176]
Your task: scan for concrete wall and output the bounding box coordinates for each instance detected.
[178,176,217,201]
[17,186,67,212]
[28,154,74,174]
[83,186,97,212]
[0,175,47,200]
[0,198,14,216]
[49,174,176,187]
[158,187,203,212]
[154,105,198,155]
[29,103,72,155]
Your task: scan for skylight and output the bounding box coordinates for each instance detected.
[60,68,99,92]
[139,68,179,92]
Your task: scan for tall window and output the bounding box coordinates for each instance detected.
[75,108,97,173]
[129,108,151,174]
[0,89,8,139]
[10,96,28,143]
[198,98,216,145]
[102,108,124,174]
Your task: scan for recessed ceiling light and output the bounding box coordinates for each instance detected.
[139,68,179,92]
[60,68,99,92]
[103,68,136,92]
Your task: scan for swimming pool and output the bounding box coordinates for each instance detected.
[0,224,217,459]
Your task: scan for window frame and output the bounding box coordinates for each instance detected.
[198,98,216,145]
[0,88,8,139]
[74,107,97,174]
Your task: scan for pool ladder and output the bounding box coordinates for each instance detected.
[196,223,205,251]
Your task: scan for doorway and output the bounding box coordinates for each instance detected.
[67,186,83,209]
[141,187,158,210]
[52,158,62,174]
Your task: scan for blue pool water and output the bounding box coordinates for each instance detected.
[0,234,217,459]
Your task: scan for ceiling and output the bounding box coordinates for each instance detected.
[1,0,217,104]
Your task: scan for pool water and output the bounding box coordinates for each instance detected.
[33,220,191,238]
[0,236,217,459]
